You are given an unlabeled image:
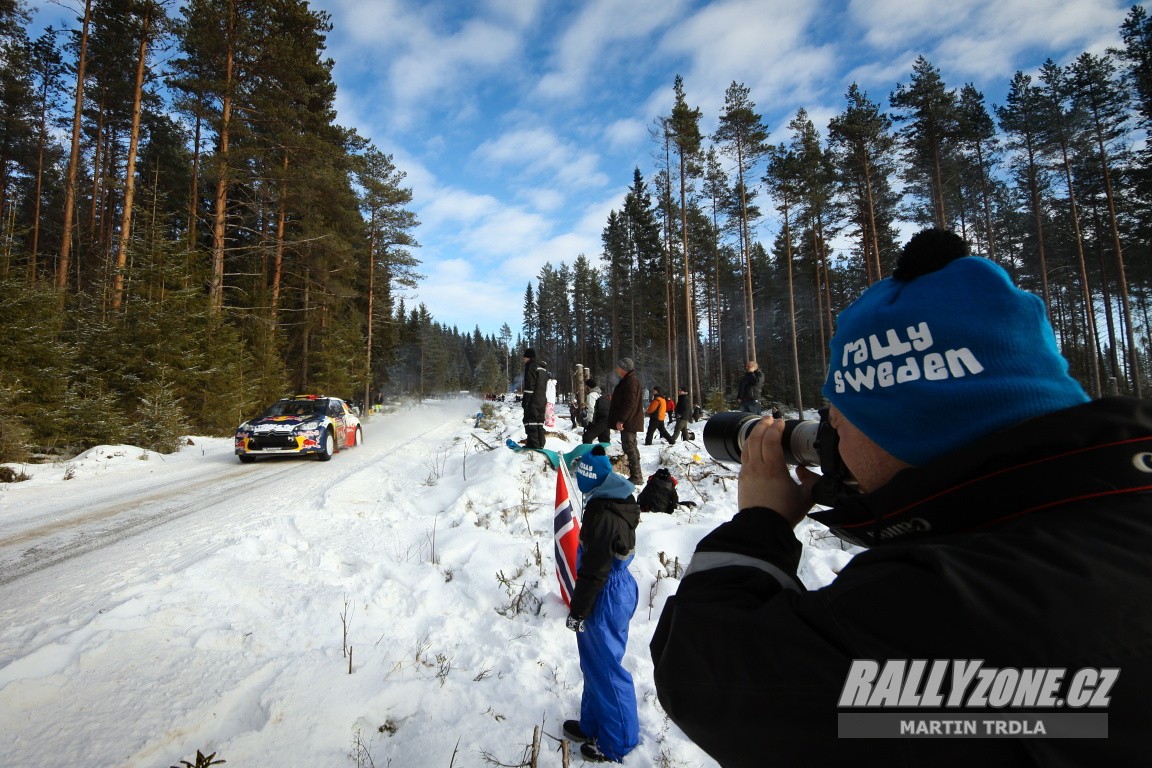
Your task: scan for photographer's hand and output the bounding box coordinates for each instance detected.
[738,415,816,528]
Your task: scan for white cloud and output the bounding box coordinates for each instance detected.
[473,127,609,189]
[846,0,1129,82]
[604,118,650,152]
[317,0,532,129]
[642,0,836,139]
[534,0,690,99]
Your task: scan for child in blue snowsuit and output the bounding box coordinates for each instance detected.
[564,446,641,763]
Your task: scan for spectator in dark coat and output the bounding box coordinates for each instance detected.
[669,386,691,444]
[521,349,549,448]
[608,358,644,484]
[650,229,1149,767]
[736,361,764,413]
[582,378,611,444]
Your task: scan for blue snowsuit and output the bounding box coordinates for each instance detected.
[570,473,641,761]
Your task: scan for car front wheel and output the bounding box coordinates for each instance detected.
[318,429,335,461]
[354,426,363,446]
[238,454,255,464]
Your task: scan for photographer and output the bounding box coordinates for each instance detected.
[650,229,1150,766]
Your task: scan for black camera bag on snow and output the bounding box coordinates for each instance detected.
[638,467,679,514]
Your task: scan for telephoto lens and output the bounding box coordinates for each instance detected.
[702,411,821,466]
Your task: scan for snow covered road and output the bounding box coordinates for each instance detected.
[0,398,844,767]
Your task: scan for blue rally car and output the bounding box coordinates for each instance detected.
[235,395,363,463]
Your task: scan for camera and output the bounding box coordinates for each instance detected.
[702,407,858,507]
[702,411,822,466]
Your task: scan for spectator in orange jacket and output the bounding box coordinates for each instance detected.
[644,386,674,446]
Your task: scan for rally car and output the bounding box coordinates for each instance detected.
[235,395,363,463]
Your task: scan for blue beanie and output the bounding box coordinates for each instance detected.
[822,237,1089,466]
[576,446,613,493]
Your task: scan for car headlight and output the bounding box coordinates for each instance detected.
[295,420,322,432]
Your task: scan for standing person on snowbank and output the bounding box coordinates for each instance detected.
[669,386,691,444]
[608,358,644,484]
[521,349,549,449]
[736,360,763,413]
[582,378,611,445]
[643,386,673,445]
[650,228,1152,766]
[564,445,640,763]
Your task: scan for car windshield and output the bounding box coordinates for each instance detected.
[265,400,324,418]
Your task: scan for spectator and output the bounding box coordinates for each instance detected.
[521,349,549,448]
[736,360,764,414]
[608,358,644,484]
[669,386,691,444]
[582,378,611,445]
[650,229,1147,766]
[563,445,641,763]
[644,386,674,445]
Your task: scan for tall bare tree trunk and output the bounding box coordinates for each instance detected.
[931,135,948,227]
[974,141,997,263]
[272,152,289,315]
[1098,149,1141,395]
[1056,147,1101,396]
[210,0,237,312]
[364,215,376,413]
[782,203,802,414]
[112,6,154,310]
[863,158,883,283]
[57,0,93,295]
[30,93,49,280]
[1023,137,1053,315]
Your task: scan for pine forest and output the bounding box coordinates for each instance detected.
[3,1,1152,462]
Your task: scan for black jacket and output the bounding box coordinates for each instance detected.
[569,490,641,619]
[591,389,611,423]
[522,358,549,422]
[651,397,1152,767]
[737,368,763,403]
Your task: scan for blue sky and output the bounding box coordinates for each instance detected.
[31,0,1133,337]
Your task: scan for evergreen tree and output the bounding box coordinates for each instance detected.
[997,71,1053,288]
[1037,60,1102,395]
[1069,51,1141,395]
[827,83,899,285]
[890,56,959,228]
[665,75,704,399]
[955,84,1000,260]
[25,28,67,278]
[714,81,769,368]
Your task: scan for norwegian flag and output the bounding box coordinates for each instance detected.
[553,460,582,607]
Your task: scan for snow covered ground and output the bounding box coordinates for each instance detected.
[0,397,856,767]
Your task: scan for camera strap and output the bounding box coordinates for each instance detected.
[811,435,1152,547]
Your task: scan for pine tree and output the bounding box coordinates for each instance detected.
[56,0,92,293]
[666,75,704,398]
[1036,60,1102,396]
[890,56,959,228]
[765,138,805,414]
[828,83,899,285]
[714,81,768,367]
[955,84,1000,261]
[1069,51,1141,395]
[22,29,65,279]
[111,0,165,310]
[998,70,1056,296]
